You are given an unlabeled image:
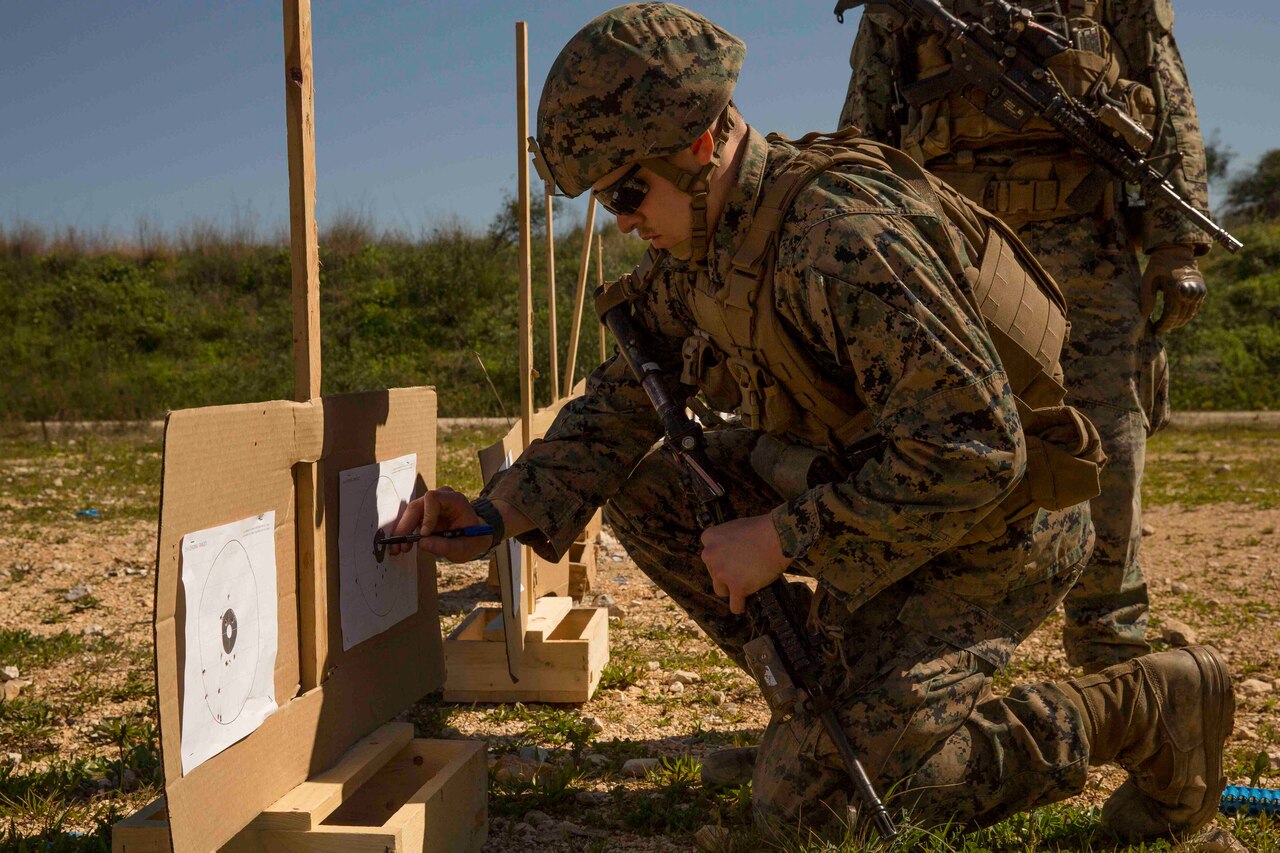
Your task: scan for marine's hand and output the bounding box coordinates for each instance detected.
[390,487,489,563]
[1142,244,1206,334]
[701,514,791,615]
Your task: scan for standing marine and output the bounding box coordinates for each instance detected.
[837,0,1214,672]
[393,3,1233,839]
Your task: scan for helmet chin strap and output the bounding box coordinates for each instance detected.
[640,109,736,270]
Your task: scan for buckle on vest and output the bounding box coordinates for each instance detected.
[726,358,795,434]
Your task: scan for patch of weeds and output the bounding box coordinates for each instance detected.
[402,693,463,738]
[436,426,507,496]
[599,659,644,691]
[7,563,34,583]
[0,433,162,525]
[0,630,98,670]
[485,703,597,760]
[69,595,100,613]
[488,761,583,818]
[0,699,59,753]
[614,756,723,834]
[87,715,162,791]
[645,754,701,785]
[108,668,155,704]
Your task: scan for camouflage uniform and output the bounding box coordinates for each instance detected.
[839,0,1213,668]
[485,119,1105,829]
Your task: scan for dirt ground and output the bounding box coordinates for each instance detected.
[0,426,1277,851]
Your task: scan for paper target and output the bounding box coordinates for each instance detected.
[353,475,404,616]
[339,454,419,651]
[197,538,260,725]
[180,512,278,775]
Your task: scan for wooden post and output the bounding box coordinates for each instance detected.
[516,22,534,452]
[284,0,327,691]
[597,237,608,363]
[562,199,598,394]
[544,186,560,401]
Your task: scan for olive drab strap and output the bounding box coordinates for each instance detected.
[593,247,662,320]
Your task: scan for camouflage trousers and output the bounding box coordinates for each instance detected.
[607,428,1098,831]
[1019,213,1167,670]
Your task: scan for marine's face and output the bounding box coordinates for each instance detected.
[592,159,694,258]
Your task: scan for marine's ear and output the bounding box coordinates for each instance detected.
[689,128,716,166]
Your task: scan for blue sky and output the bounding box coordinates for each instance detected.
[2,1,1277,238]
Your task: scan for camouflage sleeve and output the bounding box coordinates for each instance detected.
[1110,0,1213,254]
[769,209,1026,604]
[837,11,901,144]
[481,260,694,561]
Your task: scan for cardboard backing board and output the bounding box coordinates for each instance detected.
[155,387,441,853]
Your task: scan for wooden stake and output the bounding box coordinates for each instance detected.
[562,199,598,394]
[545,185,560,401]
[284,0,327,691]
[597,237,608,363]
[516,22,534,451]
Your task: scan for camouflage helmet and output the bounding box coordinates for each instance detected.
[533,3,746,198]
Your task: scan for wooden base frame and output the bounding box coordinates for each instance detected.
[443,597,608,703]
[113,725,486,853]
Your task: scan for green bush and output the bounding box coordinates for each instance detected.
[0,213,645,420]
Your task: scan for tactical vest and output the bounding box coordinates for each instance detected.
[597,128,1103,533]
[894,0,1157,224]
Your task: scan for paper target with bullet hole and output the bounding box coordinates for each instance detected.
[179,512,278,775]
[338,453,419,651]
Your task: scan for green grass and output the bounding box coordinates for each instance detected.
[0,631,112,672]
[435,424,507,496]
[0,432,161,525]
[1145,428,1280,509]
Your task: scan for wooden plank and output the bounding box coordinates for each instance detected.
[525,596,574,641]
[544,185,559,401]
[366,741,487,853]
[563,199,597,394]
[597,237,608,363]
[443,606,608,703]
[516,22,534,452]
[248,723,414,831]
[111,796,170,853]
[284,0,327,693]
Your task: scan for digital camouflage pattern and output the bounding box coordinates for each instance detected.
[840,0,1211,668]
[535,3,744,198]
[483,125,1104,828]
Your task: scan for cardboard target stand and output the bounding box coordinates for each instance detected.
[105,9,600,853]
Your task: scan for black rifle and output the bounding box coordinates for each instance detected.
[602,302,898,841]
[834,0,1242,254]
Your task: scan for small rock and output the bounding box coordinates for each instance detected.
[625,685,643,696]
[653,589,669,599]
[1,680,24,703]
[575,789,609,805]
[493,753,540,784]
[81,625,105,638]
[0,665,19,682]
[523,809,554,828]
[721,703,740,716]
[694,824,732,852]
[582,753,610,771]
[668,680,685,695]
[518,745,549,764]
[1239,678,1274,696]
[1206,599,1221,608]
[121,768,139,789]
[679,619,701,635]
[64,585,92,603]
[2,753,20,767]
[1141,523,1156,536]
[1160,618,1198,647]
[598,530,619,548]
[620,757,659,778]
[1175,826,1251,853]
[583,715,605,733]
[561,820,607,838]
[1215,464,1233,474]
[513,821,534,836]
[1234,724,1257,741]
[646,660,661,672]
[1170,581,1190,595]
[670,669,701,685]
[712,690,727,706]
[590,593,627,617]
[611,555,624,563]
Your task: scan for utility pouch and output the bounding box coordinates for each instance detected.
[727,358,796,435]
[750,433,842,500]
[743,635,803,719]
[681,333,741,412]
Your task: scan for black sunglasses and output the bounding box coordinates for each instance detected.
[594,164,649,216]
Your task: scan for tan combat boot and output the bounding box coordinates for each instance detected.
[1061,645,1234,839]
